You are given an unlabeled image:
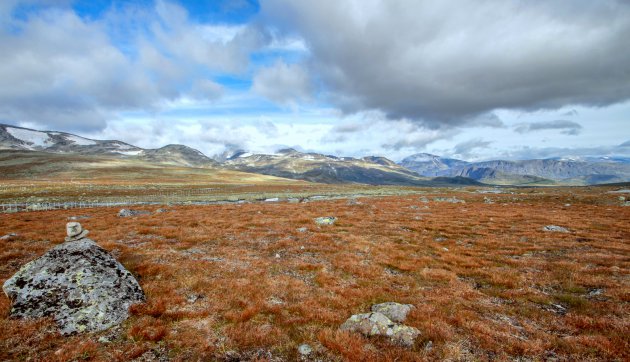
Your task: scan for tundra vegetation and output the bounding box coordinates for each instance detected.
[0,184,628,361]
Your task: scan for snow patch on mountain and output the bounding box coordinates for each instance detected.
[6,127,52,148]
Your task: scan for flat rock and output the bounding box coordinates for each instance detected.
[0,233,18,240]
[340,312,420,347]
[2,238,145,335]
[118,209,151,217]
[371,302,414,323]
[543,225,570,233]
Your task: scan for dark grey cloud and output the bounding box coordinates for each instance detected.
[515,120,583,135]
[262,0,630,127]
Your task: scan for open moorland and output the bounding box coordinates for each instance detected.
[1,185,629,361]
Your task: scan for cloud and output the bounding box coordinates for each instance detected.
[453,138,493,158]
[498,140,630,160]
[514,120,583,135]
[0,1,268,132]
[322,112,457,158]
[252,60,312,105]
[261,0,630,127]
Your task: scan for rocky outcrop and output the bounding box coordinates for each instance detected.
[2,224,144,334]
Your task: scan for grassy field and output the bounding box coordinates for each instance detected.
[1,185,628,361]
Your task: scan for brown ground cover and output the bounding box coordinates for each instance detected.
[0,187,628,361]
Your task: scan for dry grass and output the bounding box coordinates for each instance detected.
[0,187,628,361]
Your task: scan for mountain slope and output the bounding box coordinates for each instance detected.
[400,153,469,176]
[224,148,480,186]
[0,124,217,168]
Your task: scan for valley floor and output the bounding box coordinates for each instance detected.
[0,186,629,361]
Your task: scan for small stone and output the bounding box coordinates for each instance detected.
[0,233,18,240]
[298,344,312,356]
[314,217,336,225]
[66,222,82,237]
[275,253,281,259]
[98,336,110,344]
[186,294,203,304]
[65,222,89,242]
[297,227,308,233]
[543,225,570,233]
[424,340,433,351]
[118,209,150,217]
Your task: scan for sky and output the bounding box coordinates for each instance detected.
[0,0,629,162]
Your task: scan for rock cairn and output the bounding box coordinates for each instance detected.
[65,221,89,242]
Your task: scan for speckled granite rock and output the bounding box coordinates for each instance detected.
[2,238,145,335]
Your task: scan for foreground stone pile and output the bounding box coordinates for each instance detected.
[340,302,420,347]
[2,223,145,335]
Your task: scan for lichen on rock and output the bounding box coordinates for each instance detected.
[2,238,145,335]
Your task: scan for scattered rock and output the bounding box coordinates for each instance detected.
[288,198,300,203]
[424,340,433,351]
[433,197,465,204]
[314,216,336,225]
[65,222,89,242]
[186,294,204,304]
[267,296,285,305]
[298,344,313,356]
[542,303,567,315]
[418,197,429,203]
[155,208,167,213]
[370,302,414,323]
[67,215,90,220]
[297,227,308,233]
[118,209,151,217]
[340,312,420,347]
[542,225,570,233]
[0,233,18,240]
[265,198,279,202]
[346,198,361,205]
[2,229,145,335]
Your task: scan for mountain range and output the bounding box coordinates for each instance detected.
[2,124,629,186]
[400,153,630,185]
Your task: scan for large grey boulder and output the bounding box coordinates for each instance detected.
[2,237,145,335]
[340,312,420,347]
